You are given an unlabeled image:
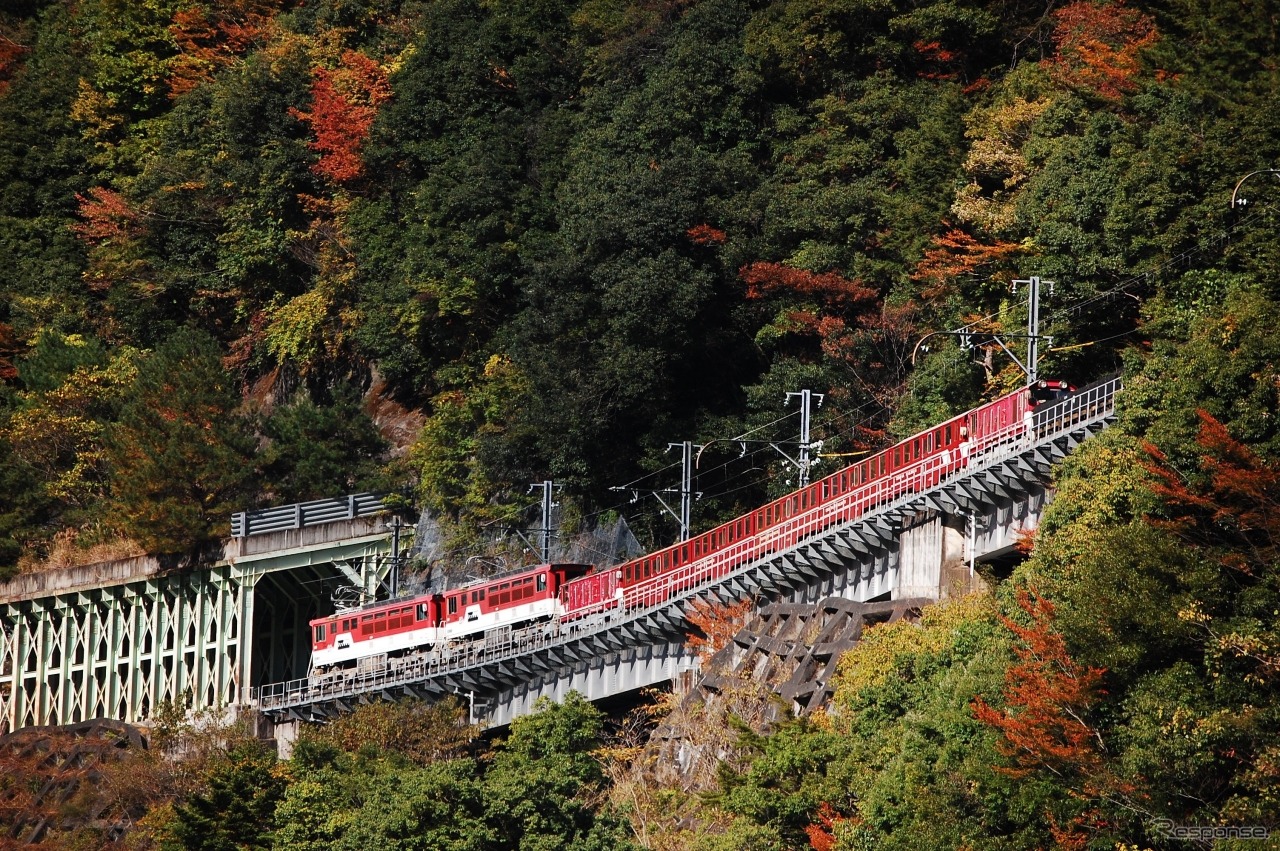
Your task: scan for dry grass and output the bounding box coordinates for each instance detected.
[18,528,147,573]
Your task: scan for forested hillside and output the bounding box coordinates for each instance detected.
[3,0,1274,576]
[2,0,1280,846]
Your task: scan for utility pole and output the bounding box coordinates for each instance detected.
[786,390,824,488]
[610,443,701,542]
[1011,275,1053,385]
[528,480,558,562]
[668,441,695,541]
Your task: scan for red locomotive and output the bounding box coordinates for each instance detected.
[309,380,1074,674]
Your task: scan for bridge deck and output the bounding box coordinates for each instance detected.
[253,377,1121,722]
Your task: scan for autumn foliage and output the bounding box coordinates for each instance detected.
[71,187,141,244]
[1047,0,1158,100]
[686,223,727,246]
[911,228,1021,299]
[0,31,28,97]
[972,589,1106,778]
[1143,410,1280,568]
[168,0,280,98]
[740,261,877,306]
[684,596,755,663]
[913,39,960,80]
[291,50,392,184]
[804,801,852,851]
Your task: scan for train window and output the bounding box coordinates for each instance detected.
[417,604,429,621]
[448,596,457,615]
[537,574,546,592]
[479,589,486,602]
[314,624,325,643]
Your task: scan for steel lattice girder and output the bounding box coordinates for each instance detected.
[1,531,395,734]
[0,567,250,733]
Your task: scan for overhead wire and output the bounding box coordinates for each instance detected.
[519,199,1277,544]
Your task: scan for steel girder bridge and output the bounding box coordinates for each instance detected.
[0,499,399,734]
[253,376,1122,727]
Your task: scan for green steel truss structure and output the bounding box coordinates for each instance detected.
[0,519,397,734]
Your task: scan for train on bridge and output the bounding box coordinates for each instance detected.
[309,379,1076,677]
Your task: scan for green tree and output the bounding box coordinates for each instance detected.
[334,760,491,851]
[0,3,94,342]
[106,328,254,552]
[170,740,285,851]
[259,385,389,504]
[483,693,637,851]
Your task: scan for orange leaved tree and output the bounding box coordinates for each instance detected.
[684,597,755,664]
[972,588,1106,778]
